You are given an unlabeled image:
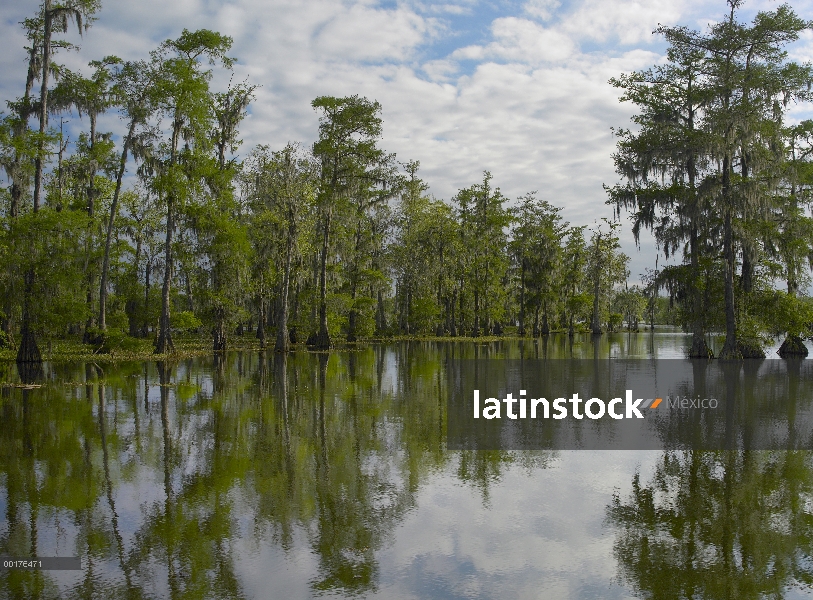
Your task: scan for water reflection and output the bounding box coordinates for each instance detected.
[607,450,813,599]
[0,334,810,599]
[448,359,813,451]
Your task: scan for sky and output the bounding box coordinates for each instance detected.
[2,0,813,283]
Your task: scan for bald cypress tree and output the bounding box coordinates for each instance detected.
[309,95,390,348]
[607,38,714,356]
[609,1,813,358]
[18,0,100,365]
[148,29,235,355]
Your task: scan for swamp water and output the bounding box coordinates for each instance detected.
[2,332,813,599]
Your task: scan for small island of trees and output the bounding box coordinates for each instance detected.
[1,0,812,365]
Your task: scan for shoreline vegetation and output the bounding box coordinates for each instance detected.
[2,1,813,366]
[0,326,781,366]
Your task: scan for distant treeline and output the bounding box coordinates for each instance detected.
[1,1,812,361]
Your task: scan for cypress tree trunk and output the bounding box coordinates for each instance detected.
[688,219,712,358]
[740,152,754,295]
[347,304,357,342]
[100,120,136,331]
[156,117,182,355]
[375,289,386,335]
[257,295,266,348]
[155,198,175,354]
[213,307,226,353]
[17,271,41,364]
[472,288,480,337]
[276,232,293,352]
[719,153,739,359]
[686,112,712,357]
[142,259,151,337]
[449,290,457,337]
[458,289,465,336]
[347,221,362,343]
[9,31,39,221]
[591,234,602,334]
[18,1,52,365]
[518,260,526,336]
[32,0,52,211]
[591,275,602,334]
[312,210,331,348]
[83,114,99,342]
[405,290,412,335]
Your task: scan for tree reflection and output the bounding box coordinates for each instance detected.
[608,450,813,599]
[0,343,555,598]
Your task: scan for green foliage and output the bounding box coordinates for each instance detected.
[172,310,202,332]
[586,219,629,332]
[608,1,813,353]
[454,171,511,335]
[613,287,647,330]
[756,290,813,340]
[607,313,623,332]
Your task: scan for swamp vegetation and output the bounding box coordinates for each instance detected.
[1,0,813,365]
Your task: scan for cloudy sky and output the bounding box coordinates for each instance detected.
[2,0,813,281]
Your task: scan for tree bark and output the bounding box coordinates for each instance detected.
[346,220,362,342]
[472,288,480,337]
[100,119,136,330]
[312,208,332,348]
[449,289,457,337]
[155,116,182,355]
[591,233,602,334]
[375,289,386,335]
[142,258,151,337]
[16,271,41,364]
[155,198,175,354]
[82,114,99,342]
[17,1,51,365]
[719,151,739,358]
[257,295,266,348]
[213,307,226,353]
[518,260,526,336]
[275,229,293,352]
[32,0,53,211]
[685,89,713,358]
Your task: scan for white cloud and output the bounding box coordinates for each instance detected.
[421,2,473,16]
[523,0,561,21]
[314,4,438,61]
[560,0,689,45]
[451,18,576,65]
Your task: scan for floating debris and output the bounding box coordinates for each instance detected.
[1,383,43,389]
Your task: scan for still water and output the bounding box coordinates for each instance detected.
[1,332,813,599]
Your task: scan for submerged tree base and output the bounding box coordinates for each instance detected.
[213,322,227,354]
[16,359,43,383]
[688,335,714,359]
[778,335,808,358]
[16,328,42,364]
[306,329,332,349]
[154,330,176,355]
[720,338,766,359]
[738,340,766,359]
